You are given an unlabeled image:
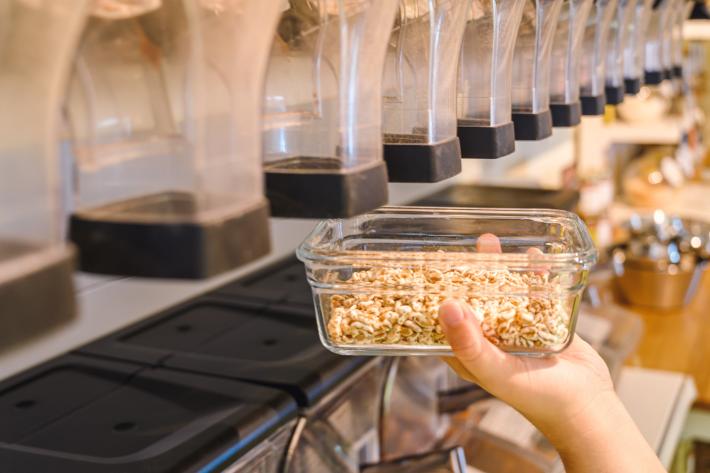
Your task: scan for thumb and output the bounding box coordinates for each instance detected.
[438,299,513,386]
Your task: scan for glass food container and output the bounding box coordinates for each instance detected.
[579,0,619,115]
[643,0,671,84]
[361,447,468,473]
[66,0,279,278]
[623,0,653,93]
[382,0,468,183]
[0,0,85,348]
[511,0,563,140]
[263,0,398,218]
[549,0,594,126]
[605,0,637,104]
[457,0,526,158]
[297,206,597,356]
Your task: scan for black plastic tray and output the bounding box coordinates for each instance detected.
[413,184,580,211]
[79,296,369,407]
[0,354,296,473]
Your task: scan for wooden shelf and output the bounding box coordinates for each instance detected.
[685,20,710,41]
[603,115,692,145]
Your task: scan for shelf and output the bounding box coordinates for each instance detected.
[603,115,691,145]
[684,20,710,41]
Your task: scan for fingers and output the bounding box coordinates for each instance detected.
[442,357,478,384]
[439,299,512,390]
[477,233,502,254]
[526,247,550,275]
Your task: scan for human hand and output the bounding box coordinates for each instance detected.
[438,234,663,472]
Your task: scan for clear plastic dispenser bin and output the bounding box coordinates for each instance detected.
[549,0,594,126]
[623,0,653,93]
[262,0,399,218]
[511,0,564,141]
[670,0,690,78]
[457,0,526,158]
[644,0,671,84]
[297,206,597,356]
[0,0,85,348]
[65,0,279,279]
[579,0,618,115]
[605,0,637,104]
[381,0,468,183]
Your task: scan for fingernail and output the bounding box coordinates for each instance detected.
[439,300,465,327]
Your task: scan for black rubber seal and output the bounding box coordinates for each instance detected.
[70,195,271,279]
[383,137,462,183]
[673,65,683,78]
[266,161,388,218]
[457,121,515,159]
[644,70,664,85]
[511,110,553,141]
[550,102,582,127]
[625,78,642,94]
[581,94,606,116]
[605,85,625,105]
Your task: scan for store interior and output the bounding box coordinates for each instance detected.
[2,0,710,471]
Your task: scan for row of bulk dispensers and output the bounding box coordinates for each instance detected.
[0,0,694,471]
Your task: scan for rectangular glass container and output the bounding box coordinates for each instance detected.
[297,207,597,356]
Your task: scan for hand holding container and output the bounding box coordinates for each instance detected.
[0,0,86,348]
[382,0,468,183]
[263,0,399,218]
[66,0,280,278]
[605,0,638,104]
[457,0,526,158]
[579,0,619,115]
[511,0,564,140]
[549,0,594,126]
[297,207,597,356]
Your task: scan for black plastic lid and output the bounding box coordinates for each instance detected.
[0,354,296,473]
[413,184,580,211]
[605,85,625,105]
[644,70,664,85]
[383,137,462,183]
[550,102,582,127]
[70,194,271,279]
[511,110,553,141]
[214,256,312,310]
[265,160,388,218]
[457,121,515,159]
[625,77,642,94]
[581,94,606,116]
[79,293,369,407]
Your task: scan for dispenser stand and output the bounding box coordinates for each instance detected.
[70,193,271,278]
[265,160,389,218]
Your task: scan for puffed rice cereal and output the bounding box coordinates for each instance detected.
[325,266,571,351]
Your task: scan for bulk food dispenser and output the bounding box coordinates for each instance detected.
[579,0,618,115]
[549,0,594,126]
[669,0,690,78]
[511,0,563,140]
[605,0,637,104]
[623,0,653,93]
[457,0,526,158]
[65,0,279,279]
[263,0,399,218]
[644,0,671,84]
[0,0,87,348]
[381,0,468,182]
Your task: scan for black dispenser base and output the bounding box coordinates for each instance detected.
[511,110,553,141]
[69,192,271,279]
[550,102,581,127]
[605,85,625,105]
[581,94,606,116]
[265,160,388,218]
[457,121,515,159]
[673,65,683,78]
[644,70,664,85]
[0,243,75,351]
[625,78,642,94]
[383,137,461,183]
